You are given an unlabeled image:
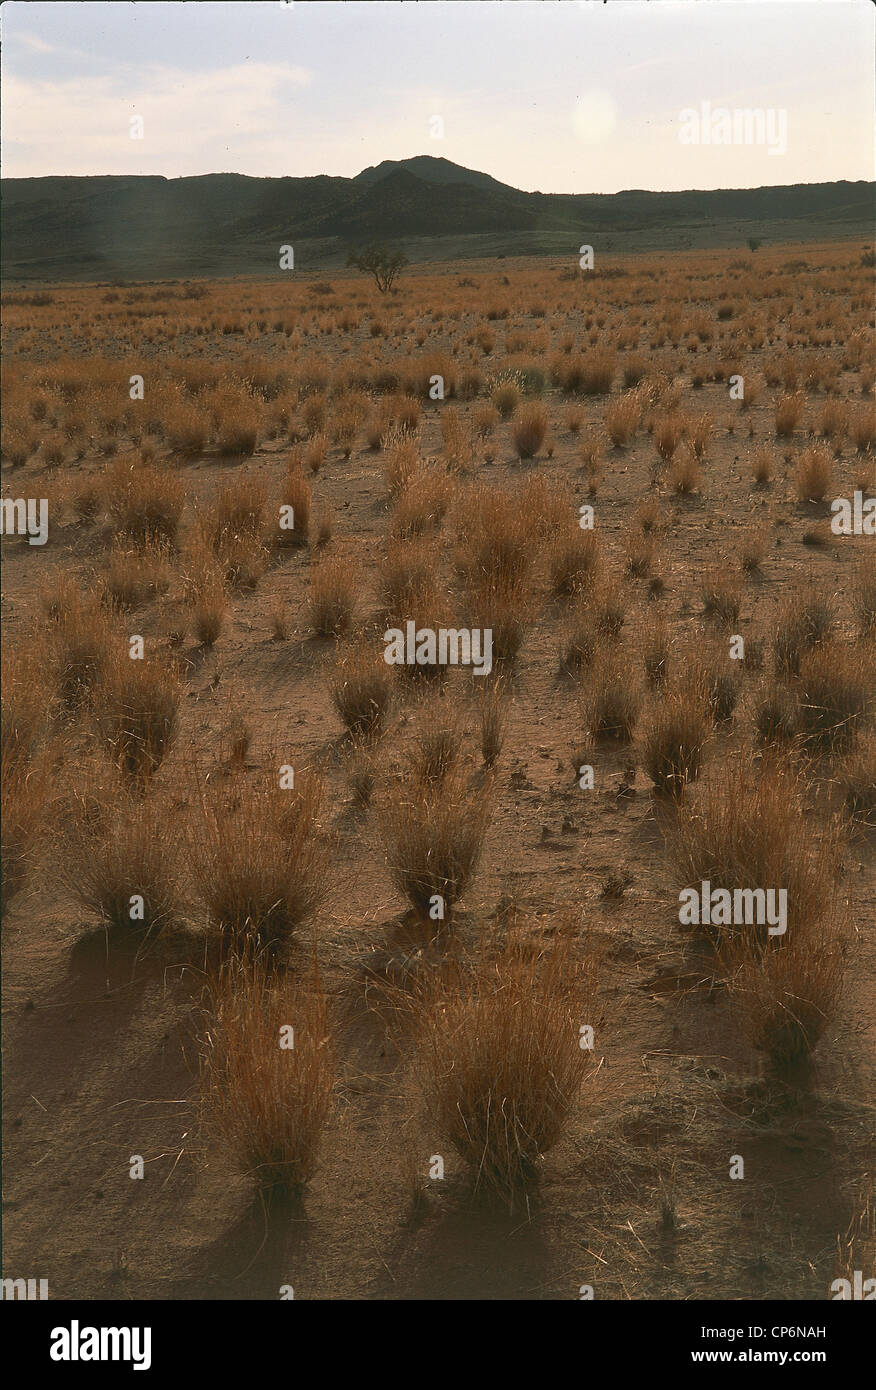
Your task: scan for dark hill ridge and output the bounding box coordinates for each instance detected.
[2,157,872,281]
[353,155,512,195]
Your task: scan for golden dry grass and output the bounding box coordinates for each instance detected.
[200,951,334,1195]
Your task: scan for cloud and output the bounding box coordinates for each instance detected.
[1,61,313,177]
[16,32,60,54]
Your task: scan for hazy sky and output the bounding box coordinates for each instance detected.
[2,0,873,192]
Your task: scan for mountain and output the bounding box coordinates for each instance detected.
[353,155,514,195]
[1,158,872,282]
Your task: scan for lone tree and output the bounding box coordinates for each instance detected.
[346,244,408,294]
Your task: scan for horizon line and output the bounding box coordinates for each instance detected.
[3,158,874,200]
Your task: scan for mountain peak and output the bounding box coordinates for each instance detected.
[353,156,512,194]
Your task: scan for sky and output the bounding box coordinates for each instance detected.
[2,0,873,193]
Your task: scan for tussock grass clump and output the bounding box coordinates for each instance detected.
[795,443,833,502]
[667,753,841,945]
[379,539,443,625]
[411,925,598,1206]
[465,572,530,667]
[379,765,494,919]
[700,567,741,627]
[383,425,420,497]
[669,444,701,495]
[578,435,602,483]
[754,682,798,746]
[71,478,103,524]
[561,348,616,396]
[839,732,876,825]
[198,478,269,588]
[852,553,876,635]
[331,402,360,459]
[696,656,740,724]
[301,394,327,437]
[215,531,270,589]
[724,913,844,1079]
[477,678,507,767]
[511,401,549,459]
[165,399,208,456]
[622,353,647,388]
[593,575,627,639]
[61,783,180,934]
[1,745,50,922]
[329,645,393,739]
[314,506,333,548]
[392,468,453,539]
[605,392,640,447]
[186,546,228,647]
[641,685,709,797]
[625,528,657,578]
[751,444,773,486]
[2,643,51,766]
[189,764,327,950]
[277,467,311,547]
[99,541,171,612]
[775,391,805,438]
[49,591,117,709]
[303,433,328,474]
[106,460,186,549]
[408,702,463,789]
[439,408,475,471]
[548,528,601,597]
[818,398,847,440]
[345,739,378,806]
[796,644,874,752]
[850,403,876,452]
[688,411,713,460]
[654,413,684,463]
[636,497,662,535]
[403,352,457,401]
[739,526,769,573]
[491,378,520,419]
[212,393,260,456]
[454,483,534,666]
[95,651,181,787]
[391,393,423,432]
[204,478,266,548]
[518,473,570,536]
[309,555,357,636]
[201,953,333,1195]
[472,402,500,438]
[581,656,640,743]
[454,482,535,593]
[560,608,598,678]
[773,592,834,676]
[643,619,671,688]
